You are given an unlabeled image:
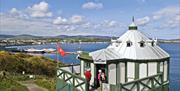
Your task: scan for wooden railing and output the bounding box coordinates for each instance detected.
[56,68,87,91]
[101,73,169,91]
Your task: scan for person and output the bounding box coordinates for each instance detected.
[101,72,106,83]
[84,68,91,90]
[98,69,106,87]
[98,69,102,86]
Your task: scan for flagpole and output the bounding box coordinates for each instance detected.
[56,42,59,68]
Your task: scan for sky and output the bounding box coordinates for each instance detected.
[0,0,180,39]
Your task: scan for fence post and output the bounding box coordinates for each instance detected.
[73,76,75,91]
[67,80,70,91]
[151,77,155,91]
[117,83,121,91]
[137,82,140,91]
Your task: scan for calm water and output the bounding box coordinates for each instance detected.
[11,43,180,91]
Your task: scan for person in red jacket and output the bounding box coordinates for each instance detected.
[84,68,91,90]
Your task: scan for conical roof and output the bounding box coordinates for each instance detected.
[90,20,170,62]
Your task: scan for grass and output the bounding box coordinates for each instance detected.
[34,78,56,91]
[79,52,93,62]
[0,78,28,91]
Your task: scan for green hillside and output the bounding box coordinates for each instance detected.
[0,78,28,91]
[0,51,64,77]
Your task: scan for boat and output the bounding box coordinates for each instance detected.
[24,48,45,53]
[42,48,56,53]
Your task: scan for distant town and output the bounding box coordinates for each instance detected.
[0,34,180,47]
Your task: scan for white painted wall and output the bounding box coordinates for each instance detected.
[108,63,116,84]
[119,63,125,83]
[160,62,163,72]
[127,62,135,82]
[81,61,95,85]
[148,62,157,76]
[80,61,85,78]
[90,63,94,85]
[164,61,168,81]
[139,63,147,78]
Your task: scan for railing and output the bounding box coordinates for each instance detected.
[59,65,80,74]
[101,73,169,91]
[56,68,87,91]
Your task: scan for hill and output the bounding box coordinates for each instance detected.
[0,51,64,76]
[0,77,28,91]
[0,34,111,39]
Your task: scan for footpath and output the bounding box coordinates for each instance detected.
[18,81,48,91]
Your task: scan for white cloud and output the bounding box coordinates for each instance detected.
[28,1,52,17]
[153,6,180,20]
[53,15,84,25]
[166,15,180,28]
[101,20,120,28]
[152,6,180,29]
[136,16,150,26]
[70,15,84,24]
[107,21,118,27]
[9,8,29,19]
[82,2,103,10]
[0,13,58,35]
[10,8,19,14]
[53,17,68,25]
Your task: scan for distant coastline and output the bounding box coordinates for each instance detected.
[0,34,179,47]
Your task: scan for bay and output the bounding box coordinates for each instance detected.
[10,43,180,91]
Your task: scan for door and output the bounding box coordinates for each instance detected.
[95,64,107,88]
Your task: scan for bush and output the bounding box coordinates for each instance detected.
[0,51,64,77]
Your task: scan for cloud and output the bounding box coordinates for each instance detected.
[90,20,123,30]
[106,20,118,27]
[70,15,84,24]
[53,17,68,25]
[9,8,29,19]
[0,13,58,36]
[82,2,103,10]
[10,8,19,14]
[28,1,52,18]
[166,15,180,28]
[153,6,180,20]
[101,20,119,28]
[135,5,180,29]
[152,6,180,28]
[53,15,84,25]
[136,16,150,26]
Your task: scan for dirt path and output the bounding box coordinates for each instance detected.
[18,81,48,91]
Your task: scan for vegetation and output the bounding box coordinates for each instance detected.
[35,78,56,91]
[0,51,64,77]
[0,51,65,91]
[0,78,28,91]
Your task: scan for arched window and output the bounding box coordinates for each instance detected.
[151,41,155,46]
[127,41,132,47]
[139,41,145,47]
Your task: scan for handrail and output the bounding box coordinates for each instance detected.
[121,72,163,85]
[57,68,87,82]
[100,73,165,91]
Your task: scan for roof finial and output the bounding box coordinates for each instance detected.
[132,16,135,22]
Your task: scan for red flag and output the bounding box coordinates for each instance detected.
[57,43,66,57]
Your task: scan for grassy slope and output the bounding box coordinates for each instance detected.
[0,51,65,91]
[0,78,28,91]
[35,78,56,91]
[0,51,64,76]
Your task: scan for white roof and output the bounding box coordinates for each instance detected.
[129,22,136,27]
[90,22,170,62]
[89,48,121,61]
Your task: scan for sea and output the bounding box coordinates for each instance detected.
[9,43,180,91]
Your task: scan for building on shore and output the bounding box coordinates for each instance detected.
[56,18,170,91]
